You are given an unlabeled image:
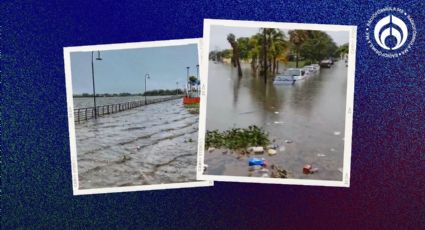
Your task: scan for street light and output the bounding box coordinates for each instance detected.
[196,64,199,80]
[186,66,190,95]
[144,73,150,105]
[91,51,102,119]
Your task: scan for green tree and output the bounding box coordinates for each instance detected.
[289,30,309,68]
[227,33,242,77]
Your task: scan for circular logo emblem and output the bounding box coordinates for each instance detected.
[366,7,416,58]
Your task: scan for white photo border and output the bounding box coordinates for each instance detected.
[197,19,357,187]
[64,38,213,195]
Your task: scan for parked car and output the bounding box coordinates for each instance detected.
[303,65,317,76]
[320,59,332,68]
[311,64,321,72]
[273,68,306,85]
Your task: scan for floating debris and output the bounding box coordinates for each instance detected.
[271,164,288,178]
[274,111,279,114]
[279,146,286,152]
[333,131,341,136]
[274,121,284,124]
[203,164,208,172]
[268,149,277,156]
[303,164,319,174]
[118,155,132,163]
[248,157,267,167]
[248,146,264,153]
[136,146,142,150]
[267,144,279,150]
[222,150,228,154]
[330,148,336,152]
[284,139,293,144]
[303,164,312,174]
[338,168,343,173]
[208,147,216,152]
[317,153,326,157]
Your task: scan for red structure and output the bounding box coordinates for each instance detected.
[183,96,200,105]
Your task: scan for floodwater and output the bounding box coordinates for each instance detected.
[73,95,174,109]
[75,98,198,189]
[205,61,348,181]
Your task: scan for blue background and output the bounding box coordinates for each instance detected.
[2,0,424,228]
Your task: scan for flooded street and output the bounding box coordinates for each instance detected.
[75,98,198,189]
[205,61,348,181]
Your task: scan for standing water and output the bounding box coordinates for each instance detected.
[205,61,348,181]
[75,98,198,189]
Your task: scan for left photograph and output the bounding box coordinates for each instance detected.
[64,39,212,195]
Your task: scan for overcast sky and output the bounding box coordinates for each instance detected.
[209,25,349,50]
[70,44,198,94]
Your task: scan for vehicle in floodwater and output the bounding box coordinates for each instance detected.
[273,68,306,85]
[303,65,317,76]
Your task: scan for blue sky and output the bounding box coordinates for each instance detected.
[70,44,198,94]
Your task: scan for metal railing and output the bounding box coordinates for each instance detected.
[74,95,183,123]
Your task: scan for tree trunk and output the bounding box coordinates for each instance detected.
[236,58,242,76]
[230,42,242,77]
[296,47,299,68]
[251,57,258,76]
[276,60,279,73]
[262,30,268,83]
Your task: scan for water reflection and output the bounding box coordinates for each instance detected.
[205,61,348,181]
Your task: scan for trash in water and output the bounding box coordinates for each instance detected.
[259,168,269,173]
[136,146,142,150]
[248,157,267,166]
[317,153,326,157]
[338,168,343,173]
[303,164,319,174]
[303,164,312,174]
[248,165,263,171]
[268,149,277,156]
[267,144,279,150]
[274,121,284,124]
[248,146,264,153]
[330,148,336,152]
[333,131,341,136]
[208,147,215,152]
[285,139,293,144]
[271,164,288,178]
[279,146,286,152]
[274,111,279,114]
[203,164,208,172]
[261,173,269,177]
[222,150,228,154]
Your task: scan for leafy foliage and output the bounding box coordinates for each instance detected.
[205,126,270,150]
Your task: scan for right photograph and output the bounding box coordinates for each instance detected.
[198,19,357,187]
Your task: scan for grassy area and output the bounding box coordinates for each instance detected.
[205,126,270,151]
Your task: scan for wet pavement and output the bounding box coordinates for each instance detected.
[75,98,198,189]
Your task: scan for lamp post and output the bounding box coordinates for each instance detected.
[144,73,150,105]
[196,64,199,80]
[91,51,102,119]
[186,66,190,95]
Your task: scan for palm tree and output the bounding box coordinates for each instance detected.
[269,29,288,75]
[227,33,242,77]
[288,30,309,68]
